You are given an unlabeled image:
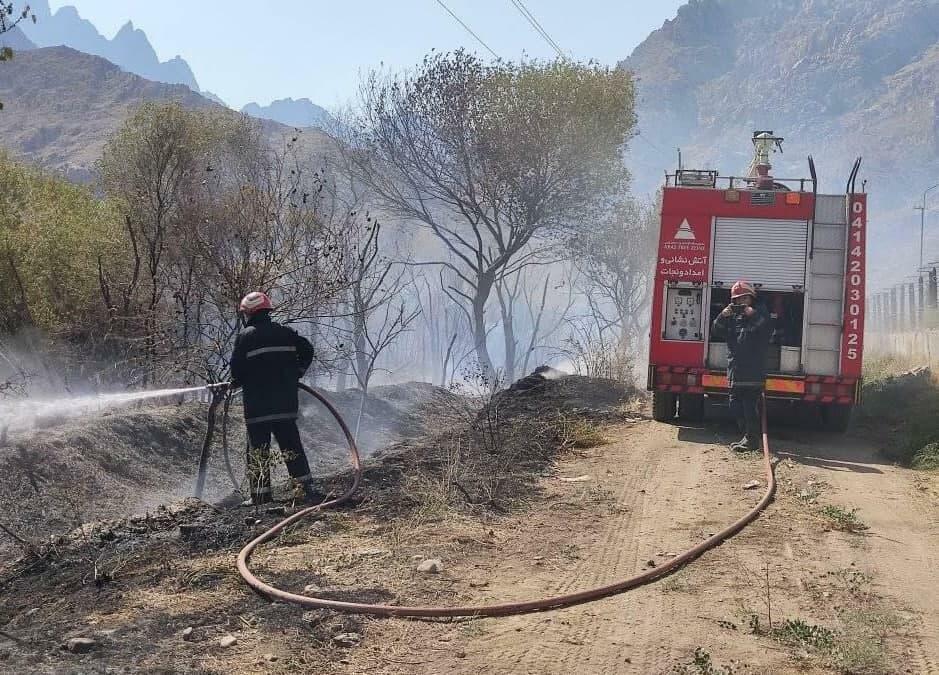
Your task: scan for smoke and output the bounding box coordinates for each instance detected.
[0,385,209,440]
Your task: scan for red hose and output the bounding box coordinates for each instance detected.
[236,387,775,617]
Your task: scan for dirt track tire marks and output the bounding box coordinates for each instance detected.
[789,434,939,674]
[414,419,939,675]
[474,423,728,674]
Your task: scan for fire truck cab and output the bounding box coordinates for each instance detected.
[647,132,866,432]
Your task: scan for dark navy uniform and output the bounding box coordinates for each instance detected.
[712,304,772,449]
[230,311,316,503]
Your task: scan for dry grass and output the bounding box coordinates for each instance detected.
[0,374,635,673]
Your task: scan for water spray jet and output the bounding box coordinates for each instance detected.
[0,383,229,439]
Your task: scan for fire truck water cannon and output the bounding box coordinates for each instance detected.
[749,131,784,190]
[649,132,865,432]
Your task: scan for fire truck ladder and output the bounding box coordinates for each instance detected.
[804,195,848,376]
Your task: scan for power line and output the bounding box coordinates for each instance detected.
[433,0,500,60]
[509,0,566,57]
[510,0,564,55]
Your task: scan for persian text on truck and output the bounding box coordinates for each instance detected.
[646,132,865,432]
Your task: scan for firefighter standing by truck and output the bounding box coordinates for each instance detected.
[230,291,324,505]
[711,281,772,451]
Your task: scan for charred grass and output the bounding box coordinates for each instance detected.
[0,375,636,673]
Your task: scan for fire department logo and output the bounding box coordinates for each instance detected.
[673,219,696,240]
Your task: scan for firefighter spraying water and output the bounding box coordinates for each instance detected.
[647,131,867,433]
[230,291,324,506]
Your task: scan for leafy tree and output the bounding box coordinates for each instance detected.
[348,50,636,380]
[0,152,122,337]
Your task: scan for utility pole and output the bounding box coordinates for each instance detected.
[915,184,939,269]
[919,274,926,327]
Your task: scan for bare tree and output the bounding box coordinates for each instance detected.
[517,270,578,376]
[346,51,636,380]
[408,269,470,386]
[97,102,212,383]
[0,3,31,35]
[569,196,658,366]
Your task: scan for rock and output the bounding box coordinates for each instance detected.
[181,627,194,641]
[356,547,390,557]
[309,521,329,535]
[303,583,322,594]
[743,480,761,490]
[63,637,97,653]
[263,653,278,662]
[559,475,593,483]
[417,558,443,574]
[265,505,287,516]
[219,635,238,648]
[645,559,657,568]
[333,632,361,648]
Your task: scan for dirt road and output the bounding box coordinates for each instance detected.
[5,398,937,674]
[351,414,939,674]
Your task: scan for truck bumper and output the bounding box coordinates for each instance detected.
[647,364,861,405]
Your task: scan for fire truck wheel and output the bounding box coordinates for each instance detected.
[821,403,853,433]
[678,394,705,423]
[652,391,677,422]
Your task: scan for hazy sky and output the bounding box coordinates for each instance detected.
[49,1,685,109]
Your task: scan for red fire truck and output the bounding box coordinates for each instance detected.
[647,132,865,431]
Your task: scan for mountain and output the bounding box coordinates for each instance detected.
[241,97,331,130]
[0,47,329,182]
[621,0,939,285]
[20,0,200,91]
[0,25,35,51]
[200,90,229,107]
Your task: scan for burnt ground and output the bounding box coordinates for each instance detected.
[0,382,458,561]
[0,374,639,674]
[1,368,932,674]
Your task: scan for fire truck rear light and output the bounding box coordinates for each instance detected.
[785,192,801,205]
[702,374,728,388]
[724,189,740,203]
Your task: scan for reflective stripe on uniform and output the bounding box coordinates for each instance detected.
[246,346,297,358]
[245,412,299,425]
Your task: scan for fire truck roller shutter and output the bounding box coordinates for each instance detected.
[712,218,809,290]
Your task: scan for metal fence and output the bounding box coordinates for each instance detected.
[867,268,939,333]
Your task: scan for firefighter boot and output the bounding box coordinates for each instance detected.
[298,478,327,505]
